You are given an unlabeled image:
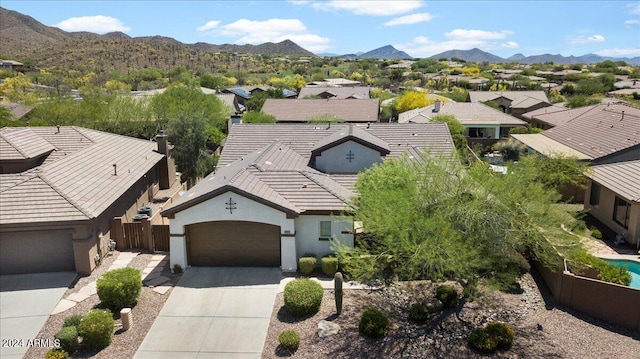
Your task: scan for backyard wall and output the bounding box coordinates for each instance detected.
[534,260,640,331]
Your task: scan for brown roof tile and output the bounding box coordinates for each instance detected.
[0,128,55,160]
[589,160,640,203]
[261,98,379,122]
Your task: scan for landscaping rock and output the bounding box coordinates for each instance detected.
[317,320,340,338]
[426,297,444,313]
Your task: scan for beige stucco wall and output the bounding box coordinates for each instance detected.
[585,181,640,247]
[294,214,354,259]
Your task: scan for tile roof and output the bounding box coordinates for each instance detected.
[261,99,379,123]
[511,133,592,160]
[467,91,550,105]
[164,123,455,216]
[298,86,371,99]
[542,104,640,160]
[0,128,56,160]
[521,104,608,128]
[588,160,640,203]
[0,127,165,225]
[312,124,390,155]
[0,102,33,119]
[399,102,527,126]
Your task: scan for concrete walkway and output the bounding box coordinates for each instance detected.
[134,267,281,359]
[0,272,76,359]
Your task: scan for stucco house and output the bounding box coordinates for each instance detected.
[261,98,380,123]
[297,86,371,99]
[161,123,456,272]
[0,126,178,275]
[466,91,551,119]
[398,100,527,146]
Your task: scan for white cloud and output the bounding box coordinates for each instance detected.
[312,0,423,16]
[569,34,606,44]
[395,29,517,57]
[384,13,433,26]
[445,29,513,41]
[198,18,331,53]
[628,3,640,15]
[55,15,130,33]
[595,48,640,57]
[624,19,640,26]
[196,21,221,32]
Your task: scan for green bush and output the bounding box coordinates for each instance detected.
[468,322,515,353]
[298,255,317,276]
[45,348,68,359]
[97,267,142,312]
[63,315,82,328]
[55,326,79,353]
[435,285,459,309]
[408,303,430,324]
[172,264,183,274]
[468,327,498,352]
[321,255,338,277]
[278,329,300,350]
[591,228,603,239]
[283,278,324,317]
[77,309,114,350]
[359,308,390,339]
[485,322,515,349]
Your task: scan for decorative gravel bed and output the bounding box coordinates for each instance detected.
[261,271,640,358]
[23,251,180,359]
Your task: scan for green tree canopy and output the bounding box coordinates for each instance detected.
[244,89,284,112]
[166,114,217,186]
[243,111,277,123]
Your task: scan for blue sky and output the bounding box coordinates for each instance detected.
[3,1,640,58]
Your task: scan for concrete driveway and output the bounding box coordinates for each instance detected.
[135,267,281,359]
[0,272,77,359]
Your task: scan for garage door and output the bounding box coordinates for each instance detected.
[188,221,280,267]
[0,230,75,274]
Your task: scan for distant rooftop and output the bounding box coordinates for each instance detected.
[261,98,379,123]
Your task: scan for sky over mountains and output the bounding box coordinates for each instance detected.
[3,0,639,58]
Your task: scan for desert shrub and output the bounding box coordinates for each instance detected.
[63,315,82,328]
[591,228,603,239]
[569,219,587,233]
[298,254,317,276]
[55,326,79,353]
[97,267,142,312]
[408,303,430,324]
[468,322,515,352]
[485,322,515,349]
[278,329,300,350]
[435,285,459,309]
[77,309,114,350]
[359,308,390,338]
[45,348,68,359]
[283,278,323,317]
[172,264,183,274]
[321,254,338,277]
[468,327,498,352]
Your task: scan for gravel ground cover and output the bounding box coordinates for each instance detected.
[262,271,640,359]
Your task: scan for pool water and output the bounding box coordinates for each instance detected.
[604,259,640,289]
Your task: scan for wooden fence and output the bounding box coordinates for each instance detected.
[111,217,169,252]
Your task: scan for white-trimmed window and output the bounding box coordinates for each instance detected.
[589,183,601,207]
[320,221,332,239]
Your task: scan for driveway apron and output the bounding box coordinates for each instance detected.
[134,267,281,359]
[0,272,77,359]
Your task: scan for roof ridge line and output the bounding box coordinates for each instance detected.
[300,171,350,205]
[0,130,29,157]
[39,174,93,219]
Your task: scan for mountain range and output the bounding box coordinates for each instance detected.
[1,6,638,70]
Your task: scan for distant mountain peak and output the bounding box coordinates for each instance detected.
[339,45,412,60]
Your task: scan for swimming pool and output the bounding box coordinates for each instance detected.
[604,259,640,289]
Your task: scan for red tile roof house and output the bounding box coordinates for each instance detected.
[261,98,380,123]
[398,100,527,147]
[0,126,178,275]
[466,91,551,120]
[512,104,640,246]
[161,123,456,272]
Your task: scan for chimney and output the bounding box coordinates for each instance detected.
[434,99,441,112]
[156,130,168,155]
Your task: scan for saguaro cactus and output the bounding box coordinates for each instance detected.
[334,272,343,315]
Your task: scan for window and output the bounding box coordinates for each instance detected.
[320,221,332,239]
[613,196,630,228]
[589,183,601,207]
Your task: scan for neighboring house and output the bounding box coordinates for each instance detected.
[221,86,297,107]
[261,98,380,123]
[297,86,371,99]
[306,78,362,87]
[0,59,23,71]
[521,104,606,130]
[398,100,527,146]
[161,123,456,272]
[0,126,178,275]
[512,104,640,231]
[0,102,33,120]
[466,91,551,119]
[585,160,640,248]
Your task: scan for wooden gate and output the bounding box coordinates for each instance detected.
[152,225,170,251]
[123,222,144,248]
[113,218,169,252]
